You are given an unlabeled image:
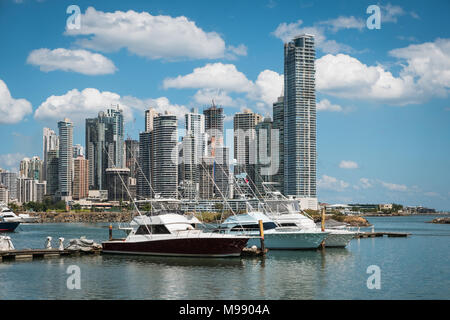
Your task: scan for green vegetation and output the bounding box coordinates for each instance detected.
[21,198,67,212]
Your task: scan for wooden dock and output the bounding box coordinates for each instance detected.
[0,248,102,262]
[354,232,411,239]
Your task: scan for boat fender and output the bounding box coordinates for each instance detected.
[58,237,64,250]
[45,236,52,249]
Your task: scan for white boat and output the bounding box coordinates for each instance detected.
[264,200,356,248]
[102,213,251,257]
[220,211,329,250]
[0,203,22,223]
[17,213,40,223]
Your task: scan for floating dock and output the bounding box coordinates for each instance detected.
[0,248,102,262]
[354,232,411,238]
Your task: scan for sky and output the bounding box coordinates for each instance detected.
[0,0,449,210]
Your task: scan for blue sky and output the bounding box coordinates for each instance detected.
[0,0,449,210]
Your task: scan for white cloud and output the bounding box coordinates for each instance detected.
[27,48,117,75]
[163,63,253,92]
[163,63,283,113]
[225,44,248,60]
[380,181,408,192]
[318,175,349,192]
[380,3,419,23]
[316,39,450,105]
[389,39,450,98]
[271,19,354,54]
[0,79,33,124]
[193,89,236,107]
[65,7,241,61]
[339,160,359,169]
[319,16,365,32]
[0,153,24,172]
[359,178,373,189]
[34,88,188,124]
[317,99,343,112]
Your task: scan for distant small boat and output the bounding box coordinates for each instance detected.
[18,214,39,223]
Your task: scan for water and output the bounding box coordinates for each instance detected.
[1,215,449,300]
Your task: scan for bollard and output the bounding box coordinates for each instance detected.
[45,236,52,249]
[320,207,326,249]
[58,237,64,251]
[109,224,113,240]
[258,220,265,254]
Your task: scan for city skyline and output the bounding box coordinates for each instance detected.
[0,0,449,210]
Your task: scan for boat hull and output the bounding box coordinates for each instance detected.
[102,237,249,257]
[0,221,20,232]
[247,231,328,250]
[324,232,355,248]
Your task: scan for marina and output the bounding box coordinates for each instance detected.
[0,215,448,299]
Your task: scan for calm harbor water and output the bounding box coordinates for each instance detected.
[1,215,449,300]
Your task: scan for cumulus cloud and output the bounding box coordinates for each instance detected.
[0,153,25,172]
[317,99,344,112]
[339,160,359,169]
[27,48,117,75]
[318,175,349,192]
[316,39,450,105]
[163,63,283,113]
[272,20,353,54]
[193,89,237,107]
[319,16,365,32]
[163,63,252,92]
[380,181,408,192]
[34,88,188,124]
[359,178,373,189]
[65,7,242,61]
[0,79,33,124]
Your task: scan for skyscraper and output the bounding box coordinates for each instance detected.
[73,156,89,200]
[153,113,178,198]
[46,149,59,196]
[85,106,125,190]
[0,171,17,200]
[58,118,73,198]
[255,117,275,196]
[284,34,317,200]
[138,108,157,199]
[125,138,139,179]
[180,108,206,198]
[233,108,263,196]
[272,95,284,194]
[42,127,59,181]
[203,103,224,157]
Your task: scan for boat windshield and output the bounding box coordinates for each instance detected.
[230,222,277,231]
[135,224,171,235]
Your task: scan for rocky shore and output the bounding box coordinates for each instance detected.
[427,217,450,224]
[24,211,137,223]
[311,214,371,227]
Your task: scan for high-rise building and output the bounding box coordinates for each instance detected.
[284,34,317,200]
[214,146,230,198]
[58,118,73,198]
[72,144,84,158]
[180,108,206,199]
[203,103,224,157]
[137,108,157,199]
[256,117,275,196]
[19,156,43,181]
[16,177,45,203]
[46,150,59,195]
[125,138,139,179]
[0,184,9,203]
[73,156,89,200]
[145,108,158,133]
[43,128,59,181]
[85,106,125,190]
[153,113,178,198]
[272,96,284,194]
[233,108,263,197]
[138,131,153,199]
[0,171,17,200]
[198,156,215,199]
[105,168,130,201]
